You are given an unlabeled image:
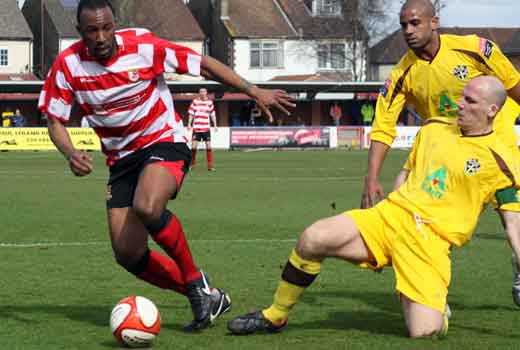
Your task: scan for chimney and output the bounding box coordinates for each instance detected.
[221,0,229,20]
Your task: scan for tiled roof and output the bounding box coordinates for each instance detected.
[45,0,78,38]
[0,73,40,81]
[370,27,520,64]
[0,0,33,39]
[222,0,296,38]
[270,71,353,81]
[126,0,205,41]
[503,31,520,55]
[43,0,204,41]
[277,0,355,39]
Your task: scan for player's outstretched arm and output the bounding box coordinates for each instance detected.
[507,81,520,105]
[200,55,295,122]
[48,118,93,177]
[502,210,520,262]
[361,141,389,208]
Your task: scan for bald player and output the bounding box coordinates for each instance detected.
[361,0,520,306]
[228,76,520,338]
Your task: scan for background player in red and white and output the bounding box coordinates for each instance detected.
[38,0,295,332]
[187,88,217,171]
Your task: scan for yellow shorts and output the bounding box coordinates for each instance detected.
[346,200,451,313]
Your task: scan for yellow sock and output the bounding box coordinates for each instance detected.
[263,249,321,324]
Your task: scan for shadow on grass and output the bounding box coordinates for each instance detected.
[447,300,518,313]
[0,303,188,340]
[296,310,405,337]
[294,290,405,336]
[301,289,400,314]
[295,290,520,339]
[474,232,505,241]
[0,304,111,327]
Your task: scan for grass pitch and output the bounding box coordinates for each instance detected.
[1,150,519,349]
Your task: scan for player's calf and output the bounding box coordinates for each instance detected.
[512,253,520,306]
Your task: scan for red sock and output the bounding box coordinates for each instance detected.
[191,149,197,166]
[151,213,202,284]
[137,250,187,295]
[207,149,213,169]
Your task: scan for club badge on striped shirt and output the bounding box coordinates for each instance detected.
[128,69,139,82]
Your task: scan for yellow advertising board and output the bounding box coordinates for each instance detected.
[0,127,101,151]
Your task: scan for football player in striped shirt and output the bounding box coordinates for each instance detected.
[38,0,294,332]
[228,76,520,338]
[361,0,520,306]
[187,88,217,171]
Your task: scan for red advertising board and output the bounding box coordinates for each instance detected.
[230,127,330,148]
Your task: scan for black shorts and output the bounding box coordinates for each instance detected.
[106,142,191,209]
[192,131,211,142]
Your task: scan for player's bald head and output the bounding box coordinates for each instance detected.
[400,0,436,18]
[472,76,507,110]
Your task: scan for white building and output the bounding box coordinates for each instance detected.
[0,0,33,76]
[188,0,367,82]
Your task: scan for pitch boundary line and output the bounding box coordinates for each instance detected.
[0,238,298,249]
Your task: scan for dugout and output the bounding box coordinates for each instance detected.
[0,80,383,128]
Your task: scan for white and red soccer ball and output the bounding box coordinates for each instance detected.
[110,296,161,348]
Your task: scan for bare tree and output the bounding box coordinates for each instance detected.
[289,0,393,82]
[345,0,395,81]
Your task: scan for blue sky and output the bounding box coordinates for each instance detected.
[389,0,520,28]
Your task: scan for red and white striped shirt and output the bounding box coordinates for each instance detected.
[188,98,215,132]
[38,28,201,166]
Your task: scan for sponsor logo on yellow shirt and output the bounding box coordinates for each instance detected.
[421,167,447,199]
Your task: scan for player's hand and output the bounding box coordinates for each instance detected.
[250,87,295,123]
[67,150,93,176]
[213,127,218,132]
[361,176,385,209]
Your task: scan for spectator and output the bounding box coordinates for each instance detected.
[361,100,375,126]
[250,103,261,126]
[329,102,342,126]
[240,101,254,126]
[2,109,13,127]
[12,109,25,127]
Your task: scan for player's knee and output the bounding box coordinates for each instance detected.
[113,249,135,270]
[408,324,444,339]
[133,199,162,223]
[114,248,149,275]
[298,222,329,256]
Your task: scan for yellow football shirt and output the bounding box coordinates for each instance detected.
[388,120,520,246]
[2,111,13,128]
[372,34,520,148]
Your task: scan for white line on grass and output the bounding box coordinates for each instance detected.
[0,238,297,249]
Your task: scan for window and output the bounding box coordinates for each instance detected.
[314,0,341,17]
[318,43,346,70]
[0,49,8,66]
[250,41,283,68]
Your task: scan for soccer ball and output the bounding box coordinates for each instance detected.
[110,296,161,348]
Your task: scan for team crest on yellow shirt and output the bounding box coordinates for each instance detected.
[421,167,446,199]
[464,158,481,175]
[453,65,468,80]
[128,69,139,82]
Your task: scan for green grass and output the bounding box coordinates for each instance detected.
[1,150,519,349]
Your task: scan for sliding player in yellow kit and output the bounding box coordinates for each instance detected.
[228,76,520,338]
[361,0,520,306]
